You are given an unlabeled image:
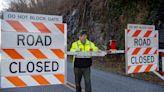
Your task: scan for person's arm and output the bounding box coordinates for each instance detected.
[70,42,77,52]
[70,42,78,63]
[91,42,99,52]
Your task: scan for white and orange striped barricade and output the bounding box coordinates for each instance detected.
[0,12,67,88]
[125,24,158,74]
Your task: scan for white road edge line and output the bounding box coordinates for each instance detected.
[65,82,85,92]
[153,71,164,80]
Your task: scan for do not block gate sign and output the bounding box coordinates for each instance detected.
[125,24,158,74]
[0,12,67,88]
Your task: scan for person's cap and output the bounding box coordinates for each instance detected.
[79,29,87,36]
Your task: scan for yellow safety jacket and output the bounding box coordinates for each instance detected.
[70,39,99,63]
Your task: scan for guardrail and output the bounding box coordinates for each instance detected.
[67,49,164,55]
[67,50,125,56]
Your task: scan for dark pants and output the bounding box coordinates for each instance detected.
[74,67,91,92]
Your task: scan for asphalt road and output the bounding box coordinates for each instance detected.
[1,85,73,92]
[67,61,164,92]
[1,61,164,92]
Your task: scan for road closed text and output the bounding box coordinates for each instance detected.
[1,60,64,76]
[134,38,151,47]
[9,60,58,73]
[127,37,157,48]
[17,34,52,46]
[128,55,157,65]
[1,32,59,48]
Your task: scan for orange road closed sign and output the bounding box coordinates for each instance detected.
[125,24,158,74]
[0,12,67,88]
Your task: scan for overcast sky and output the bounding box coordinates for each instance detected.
[0,0,9,12]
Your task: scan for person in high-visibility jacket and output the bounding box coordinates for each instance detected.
[70,29,99,92]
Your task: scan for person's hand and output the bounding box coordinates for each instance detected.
[89,48,93,52]
[97,49,101,53]
[75,48,81,52]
